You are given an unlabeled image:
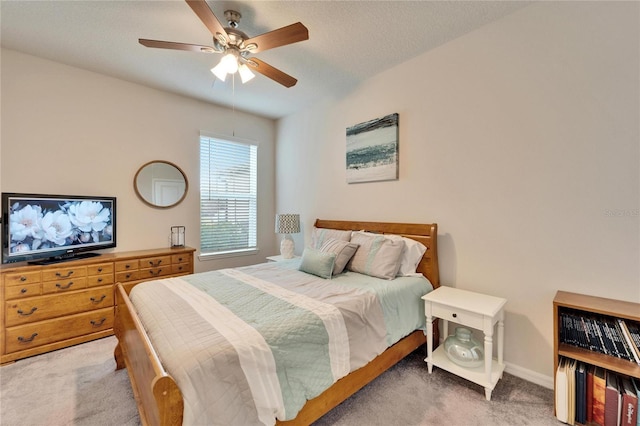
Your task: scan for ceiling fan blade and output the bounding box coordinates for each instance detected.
[139,39,217,53]
[243,22,309,54]
[247,58,298,88]
[185,0,229,46]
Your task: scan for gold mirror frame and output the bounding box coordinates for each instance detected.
[134,160,188,208]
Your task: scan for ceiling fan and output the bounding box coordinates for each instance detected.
[139,0,309,88]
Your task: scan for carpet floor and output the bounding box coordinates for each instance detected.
[0,336,559,426]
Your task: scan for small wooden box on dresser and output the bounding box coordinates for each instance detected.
[553,290,640,419]
[1,246,195,364]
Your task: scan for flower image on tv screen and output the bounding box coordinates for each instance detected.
[2,193,116,264]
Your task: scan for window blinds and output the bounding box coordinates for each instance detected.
[200,135,257,254]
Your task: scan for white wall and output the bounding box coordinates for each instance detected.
[276,2,640,384]
[1,49,278,272]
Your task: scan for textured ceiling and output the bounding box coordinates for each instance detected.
[1,1,530,119]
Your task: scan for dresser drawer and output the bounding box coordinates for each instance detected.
[138,266,172,281]
[140,255,171,269]
[42,266,87,281]
[87,263,114,276]
[115,260,139,272]
[4,307,114,354]
[4,271,41,286]
[431,303,484,330]
[115,270,140,283]
[5,283,42,300]
[5,286,114,327]
[87,274,114,287]
[172,263,191,275]
[42,277,88,294]
[171,253,191,264]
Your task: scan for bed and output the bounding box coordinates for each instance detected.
[114,219,440,426]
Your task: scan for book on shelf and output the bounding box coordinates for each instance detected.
[587,364,595,424]
[632,378,640,426]
[568,359,577,425]
[576,361,587,425]
[619,319,640,365]
[604,370,621,426]
[621,376,638,426]
[593,366,606,426]
[627,323,640,350]
[557,357,569,423]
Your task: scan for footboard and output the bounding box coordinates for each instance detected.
[114,283,184,426]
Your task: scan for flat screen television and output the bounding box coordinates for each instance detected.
[1,193,116,265]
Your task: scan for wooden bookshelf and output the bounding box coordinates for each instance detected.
[553,290,640,422]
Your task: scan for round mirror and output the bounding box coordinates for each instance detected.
[134,160,188,208]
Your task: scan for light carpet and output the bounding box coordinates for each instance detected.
[0,336,558,426]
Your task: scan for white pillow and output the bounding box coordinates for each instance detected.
[353,231,426,276]
[347,233,405,280]
[310,227,351,249]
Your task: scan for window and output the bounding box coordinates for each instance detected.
[200,135,257,257]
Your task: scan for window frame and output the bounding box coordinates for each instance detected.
[198,132,259,261]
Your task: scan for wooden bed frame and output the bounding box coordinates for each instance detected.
[114,219,440,426]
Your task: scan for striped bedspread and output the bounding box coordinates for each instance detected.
[129,261,432,426]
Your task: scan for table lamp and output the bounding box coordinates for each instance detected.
[275,213,300,259]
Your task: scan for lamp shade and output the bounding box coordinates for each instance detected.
[275,214,300,234]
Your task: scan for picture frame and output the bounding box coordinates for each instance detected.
[346,113,399,184]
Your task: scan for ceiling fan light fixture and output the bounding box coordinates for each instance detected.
[211,62,228,81]
[238,64,255,83]
[220,51,239,74]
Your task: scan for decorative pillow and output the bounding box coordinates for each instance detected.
[310,227,351,249]
[319,238,359,275]
[346,233,405,280]
[384,235,427,276]
[298,247,336,279]
[353,231,426,276]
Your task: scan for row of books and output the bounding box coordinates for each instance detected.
[556,357,640,426]
[559,310,640,365]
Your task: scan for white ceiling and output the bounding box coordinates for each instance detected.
[1,1,530,119]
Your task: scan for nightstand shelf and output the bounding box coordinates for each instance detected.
[431,346,505,385]
[422,286,507,400]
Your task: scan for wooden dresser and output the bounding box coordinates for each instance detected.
[0,246,195,364]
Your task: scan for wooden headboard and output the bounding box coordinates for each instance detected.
[314,219,440,288]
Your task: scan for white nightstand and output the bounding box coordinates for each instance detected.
[422,287,507,400]
[266,255,299,262]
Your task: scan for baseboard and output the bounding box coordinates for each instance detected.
[504,362,554,389]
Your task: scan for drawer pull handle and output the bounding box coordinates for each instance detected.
[178,257,183,262]
[177,266,184,271]
[149,260,162,267]
[90,318,107,327]
[125,273,132,279]
[18,333,38,343]
[452,313,457,318]
[97,267,103,272]
[125,264,131,269]
[17,307,37,316]
[20,276,27,282]
[149,269,162,276]
[97,278,103,283]
[56,282,74,290]
[90,295,106,304]
[20,288,28,294]
[55,271,74,278]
